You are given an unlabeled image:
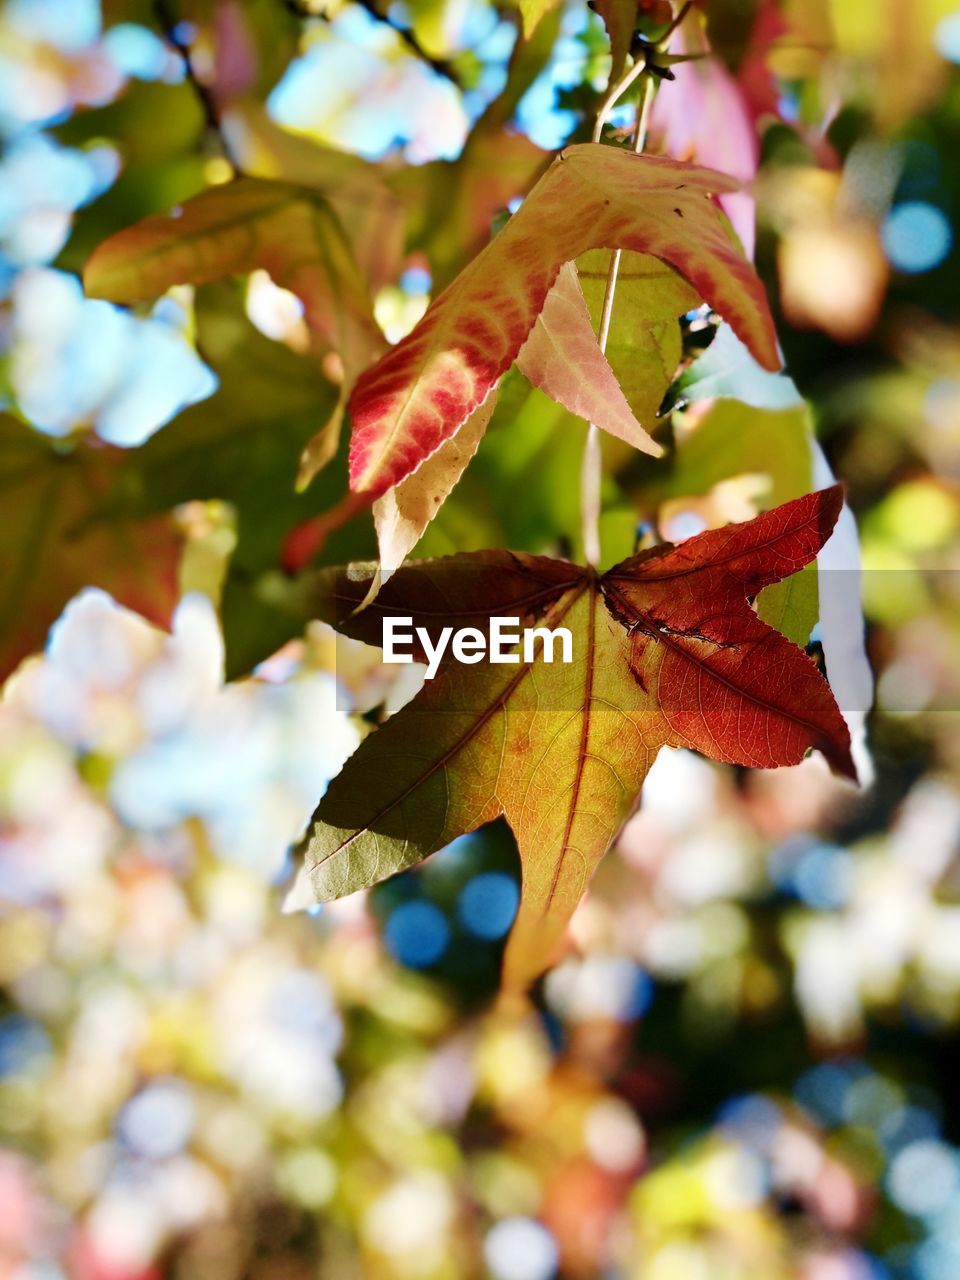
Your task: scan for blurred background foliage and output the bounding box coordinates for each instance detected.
[0,0,959,1277]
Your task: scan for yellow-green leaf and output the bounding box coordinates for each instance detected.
[295,490,853,991]
[578,248,701,426]
[84,177,385,488]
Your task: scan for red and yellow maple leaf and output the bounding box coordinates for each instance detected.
[293,487,851,991]
[348,144,779,498]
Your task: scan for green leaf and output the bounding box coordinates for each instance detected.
[578,248,701,427]
[0,415,181,680]
[53,80,209,275]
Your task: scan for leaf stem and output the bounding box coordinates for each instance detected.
[581,64,658,567]
[591,55,650,146]
[663,0,695,42]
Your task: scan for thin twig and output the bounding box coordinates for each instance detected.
[154,0,240,168]
[662,0,695,42]
[281,0,461,86]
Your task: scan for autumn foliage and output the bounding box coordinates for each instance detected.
[7,0,860,991]
[290,487,852,989]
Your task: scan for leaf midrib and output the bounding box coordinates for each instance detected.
[309,575,591,870]
[543,576,598,912]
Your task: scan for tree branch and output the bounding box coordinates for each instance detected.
[281,0,461,87]
[153,0,241,168]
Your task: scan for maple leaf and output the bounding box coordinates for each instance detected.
[372,396,498,582]
[516,261,662,456]
[348,144,780,498]
[649,19,759,255]
[294,487,853,991]
[83,176,384,486]
[0,415,181,680]
[577,248,699,425]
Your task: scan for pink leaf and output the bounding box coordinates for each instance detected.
[515,262,661,455]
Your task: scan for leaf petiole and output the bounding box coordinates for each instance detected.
[582,55,660,565]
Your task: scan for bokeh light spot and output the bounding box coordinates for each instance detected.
[6,0,99,52]
[935,12,960,63]
[103,24,178,81]
[795,1061,865,1125]
[0,1015,51,1075]
[880,1104,941,1154]
[888,1139,960,1217]
[663,509,709,542]
[400,266,432,295]
[117,1080,195,1160]
[458,872,519,940]
[771,835,856,909]
[882,203,952,274]
[484,1217,558,1280]
[384,900,450,968]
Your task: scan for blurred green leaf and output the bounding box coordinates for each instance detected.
[679,323,802,410]
[0,415,181,679]
[109,284,375,673]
